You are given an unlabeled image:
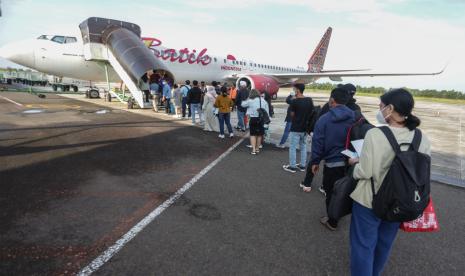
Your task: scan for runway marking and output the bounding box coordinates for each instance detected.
[77,137,245,276]
[0,95,24,107]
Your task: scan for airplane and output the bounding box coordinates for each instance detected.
[0,17,444,104]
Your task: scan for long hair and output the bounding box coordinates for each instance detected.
[249,89,260,99]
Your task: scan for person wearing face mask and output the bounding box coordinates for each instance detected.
[310,87,355,230]
[276,88,296,148]
[348,88,431,276]
[214,86,235,138]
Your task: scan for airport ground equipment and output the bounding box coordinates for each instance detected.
[79,17,173,108]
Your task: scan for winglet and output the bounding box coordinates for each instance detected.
[307,27,332,73]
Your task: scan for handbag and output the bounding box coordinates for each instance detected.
[257,97,271,125]
[400,197,439,232]
[327,174,358,220]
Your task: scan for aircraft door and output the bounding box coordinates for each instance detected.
[247,60,254,73]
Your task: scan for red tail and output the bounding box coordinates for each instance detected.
[307,27,332,73]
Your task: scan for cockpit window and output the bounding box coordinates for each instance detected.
[47,36,77,44]
[65,37,77,44]
[51,36,65,44]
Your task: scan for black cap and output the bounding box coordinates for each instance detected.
[342,83,356,95]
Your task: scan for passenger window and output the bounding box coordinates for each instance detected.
[51,36,65,44]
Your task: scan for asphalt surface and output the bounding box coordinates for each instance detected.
[1,92,464,275]
[0,92,237,275]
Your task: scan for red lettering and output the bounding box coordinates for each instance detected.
[142,37,161,47]
[143,37,212,66]
[162,49,175,60]
[197,48,212,65]
[221,65,241,72]
[178,48,190,63]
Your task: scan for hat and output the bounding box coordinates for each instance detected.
[341,83,356,95]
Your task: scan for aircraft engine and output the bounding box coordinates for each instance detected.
[236,75,280,99]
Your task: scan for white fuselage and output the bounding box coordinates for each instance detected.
[0,37,306,85]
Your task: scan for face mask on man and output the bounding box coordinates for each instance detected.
[290,89,296,97]
[376,105,391,124]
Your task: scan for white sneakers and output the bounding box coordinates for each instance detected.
[219,133,234,139]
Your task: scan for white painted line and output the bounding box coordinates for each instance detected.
[77,137,245,276]
[0,95,23,107]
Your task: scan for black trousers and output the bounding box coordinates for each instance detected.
[165,98,171,114]
[302,165,314,187]
[323,165,346,227]
[143,90,150,103]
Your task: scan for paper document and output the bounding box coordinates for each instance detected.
[351,139,364,157]
[341,149,358,159]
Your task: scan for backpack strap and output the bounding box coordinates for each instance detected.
[410,129,422,152]
[345,117,364,150]
[370,178,375,196]
[379,126,401,154]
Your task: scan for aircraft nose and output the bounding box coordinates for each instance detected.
[0,42,35,67]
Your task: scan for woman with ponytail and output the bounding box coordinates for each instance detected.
[348,88,431,276]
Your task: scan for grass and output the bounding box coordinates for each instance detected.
[308,89,465,105]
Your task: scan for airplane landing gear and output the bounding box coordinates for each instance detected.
[87,88,100,99]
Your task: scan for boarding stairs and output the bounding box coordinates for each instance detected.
[79,17,173,109]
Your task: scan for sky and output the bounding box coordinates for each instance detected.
[0,0,464,92]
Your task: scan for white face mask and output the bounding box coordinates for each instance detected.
[376,106,389,124]
[290,90,296,96]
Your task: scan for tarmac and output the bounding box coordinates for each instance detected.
[0,90,464,275]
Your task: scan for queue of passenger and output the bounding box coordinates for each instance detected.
[140,75,433,274]
[144,76,270,145]
[277,83,432,276]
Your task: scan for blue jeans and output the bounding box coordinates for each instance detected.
[218,113,233,135]
[236,110,246,130]
[279,121,292,145]
[289,132,307,168]
[191,103,202,123]
[350,202,400,276]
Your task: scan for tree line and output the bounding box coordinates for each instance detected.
[306,82,465,100]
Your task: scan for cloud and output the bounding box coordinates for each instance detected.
[0,0,463,91]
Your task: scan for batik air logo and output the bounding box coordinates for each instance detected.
[142,37,212,66]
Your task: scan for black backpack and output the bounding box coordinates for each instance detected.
[257,98,271,125]
[306,105,321,134]
[344,114,374,151]
[371,127,431,222]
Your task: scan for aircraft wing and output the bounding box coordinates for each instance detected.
[269,67,445,83]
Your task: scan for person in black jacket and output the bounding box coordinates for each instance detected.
[188,80,203,124]
[263,90,274,118]
[319,83,361,118]
[235,81,250,131]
